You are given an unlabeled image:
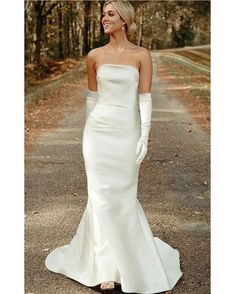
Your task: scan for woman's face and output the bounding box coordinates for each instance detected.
[102,3,125,34]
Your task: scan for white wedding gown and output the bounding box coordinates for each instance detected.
[45,64,182,293]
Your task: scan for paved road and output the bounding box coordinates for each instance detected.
[25,52,210,294]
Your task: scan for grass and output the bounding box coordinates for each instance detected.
[160,50,210,104]
[176,50,210,67]
[188,87,210,104]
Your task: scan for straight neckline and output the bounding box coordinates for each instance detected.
[96,63,139,74]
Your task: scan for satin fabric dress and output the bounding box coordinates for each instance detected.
[45,64,182,293]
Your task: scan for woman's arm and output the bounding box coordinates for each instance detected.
[136,48,153,164]
[85,49,98,119]
[138,48,153,94]
[86,49,98,91]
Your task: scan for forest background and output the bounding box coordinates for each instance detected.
[25,0,210,78]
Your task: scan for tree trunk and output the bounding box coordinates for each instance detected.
[35,14,44,64]
[70,3,75,57]
[63,2,70,59]
[57,3,64,59]
[99,0,105,43]
[83,1,91,54]
[138,6,143,46]
[34,1,59,64]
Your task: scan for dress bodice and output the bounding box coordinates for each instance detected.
[96,64,139,109]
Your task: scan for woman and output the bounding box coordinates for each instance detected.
[45,1,182,293]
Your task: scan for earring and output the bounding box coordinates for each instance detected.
[122,25,125,31]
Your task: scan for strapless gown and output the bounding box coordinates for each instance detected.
[45,64,182,293]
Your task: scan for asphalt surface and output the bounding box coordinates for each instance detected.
[25,52,210,294]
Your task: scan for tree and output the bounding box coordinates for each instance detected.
[33,0,59,64]
[83,0,91,54]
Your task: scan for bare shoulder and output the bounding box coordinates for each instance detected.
[87,48,99,60]
[86,48,104,69]
[137,46,151,58]
[87,46,106,61]
[137,47,152,67]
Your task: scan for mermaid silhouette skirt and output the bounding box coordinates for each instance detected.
[45,64,182,293]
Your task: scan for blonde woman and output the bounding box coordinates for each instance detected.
[45,1,182,293]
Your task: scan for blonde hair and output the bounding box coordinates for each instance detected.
[104,0,137,35]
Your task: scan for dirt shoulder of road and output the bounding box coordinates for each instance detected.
[157,50,210,134]
[175,86,210,134]
[25,59,87,154]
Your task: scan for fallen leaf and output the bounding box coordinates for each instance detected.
[42,248,50,252]
[196,196,204,199]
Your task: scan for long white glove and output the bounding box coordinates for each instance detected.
[136,93,152,164]
[86,90,97,119]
